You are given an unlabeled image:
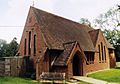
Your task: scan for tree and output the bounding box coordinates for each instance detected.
[6,37,19,56]
[103,29,120,46]
[93,5,120,61]
[0,37,19,57]
[0,39,7,57]
[93,5,120,30]
[79,5,120,61]
[79,18,91,27]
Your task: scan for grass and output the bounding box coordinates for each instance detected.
[0,76,90,84]
[88,68,120,82]
[0,76,40,84]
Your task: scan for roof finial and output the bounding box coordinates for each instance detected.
[32,0,35,7]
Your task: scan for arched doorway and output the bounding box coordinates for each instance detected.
[72,52,83,76]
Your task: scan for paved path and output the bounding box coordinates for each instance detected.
[73,76,108,84]
[116,62,120,67]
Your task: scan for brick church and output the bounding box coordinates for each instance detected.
[17,6,116,79]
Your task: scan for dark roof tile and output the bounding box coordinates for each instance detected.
[89,29,99,46]
[32,7,95,51]
[53,41,76,66]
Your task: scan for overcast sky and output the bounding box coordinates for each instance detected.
[0,0,120,43]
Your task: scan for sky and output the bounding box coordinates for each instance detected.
[0,0,120,43]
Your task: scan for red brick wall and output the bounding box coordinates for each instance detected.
[18,8,115,80]
[18,7,49,80]
[63,30,113,79]
[109,49,116,68]
[84,31,110,74]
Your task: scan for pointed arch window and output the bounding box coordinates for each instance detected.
[98,45,101,62]
[34,34,36,55]
[104,46,106,62]
[24,39,26,55]
[28,31,31,55]
[101,42,104,62]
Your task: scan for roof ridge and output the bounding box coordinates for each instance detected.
[31,6,89,28]
[30,6,95,51]
[63,41,76,45]
[88,29,100,32]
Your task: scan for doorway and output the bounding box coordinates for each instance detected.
[72,52,83,76]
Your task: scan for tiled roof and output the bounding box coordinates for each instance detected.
[31,7,95,52]
[26,7,114,66]
[89,29,114,49]
[105,37,114,49]
[53,41,76,66]
[89,29,100,47]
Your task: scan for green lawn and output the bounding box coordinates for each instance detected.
[0,76,90,84]
[88,68,120,82]
[0,76,40,84]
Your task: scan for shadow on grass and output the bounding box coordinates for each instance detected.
[115,67,120,69]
